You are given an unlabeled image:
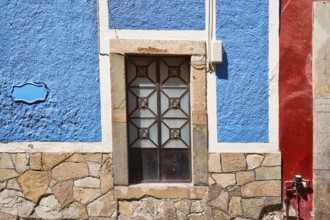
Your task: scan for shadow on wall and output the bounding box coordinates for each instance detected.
[216,51,228,80]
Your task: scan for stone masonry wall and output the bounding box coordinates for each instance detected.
[208,153,282,219]
[0,152,282,219]
[0,153,115,219]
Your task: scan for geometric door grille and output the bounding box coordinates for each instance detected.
[126,56,191,183]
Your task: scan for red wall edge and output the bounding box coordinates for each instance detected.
[279,0,313,211]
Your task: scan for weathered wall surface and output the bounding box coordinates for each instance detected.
[215,1,269,142]
[279,0,313,187]
[108,0,205,30]
[0,1,101,142]
[0,152,282,219]
[313,2,330,218]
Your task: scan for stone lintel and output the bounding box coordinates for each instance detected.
[110,39,206,56]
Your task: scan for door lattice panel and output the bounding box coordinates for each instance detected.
[126,56,191,183]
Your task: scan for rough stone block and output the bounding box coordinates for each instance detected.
[17,197,36,218]
[35,195,61,219]
[209,175,216,186]
[193,124,208,185]
[67,154,86,162]
[191,201,203,213]
[208,189,229,211]
[221,153,246,172]
[262,153,281,166]
[0,189,22,215]
[208,185,221,201]
[236,171,255,185]
[0,211,16,220]
[265,197,282,206]
[30,153,42,170]
[176,210,187,220]
[74,177,100,188]
[208,153,221,173]
[143,198,158,216]
[228,196,243,217]
[175,200,190,215]
[0,169,18,182]
[242,198,265,219]
[212,173,236,188]
[118,201,134,218]
[227,185,241,197]
[246,154,264,170]
[188,213,207,220]
[159,200,177,219]
[0,153,14,169]
[42,153,70,170]
[87,161,101,177]
[52,162,88,181]
[7,179,21,190]
[10,153,29,173]
[62,202,88,219]
[112,123,128,186]
[0,181,6,191]
[18,170,51,203]
[101,173,114,194]
[100,156,112,174]
[241,181,281,197]
[213,209,230,220]
[85,153,102,162]
[87,192,117,217]
[189,186,208,199]
[73,187,102,205]
[52,180,74,208]
[255,167,281,180]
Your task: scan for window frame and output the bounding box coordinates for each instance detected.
[110,39,208,186]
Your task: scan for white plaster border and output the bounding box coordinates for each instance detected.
[207,0,279,153]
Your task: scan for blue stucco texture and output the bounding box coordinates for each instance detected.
[216,1,269,142]
[108,0,205,30]
[0,1,101,142]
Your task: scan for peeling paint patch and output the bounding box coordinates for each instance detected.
[11,83,49,104]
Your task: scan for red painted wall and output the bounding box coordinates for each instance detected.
[279,0,313,214]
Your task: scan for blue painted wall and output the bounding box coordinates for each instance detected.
[216,1,269,142]
[108,0,205,30]
[0,1,101,142]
